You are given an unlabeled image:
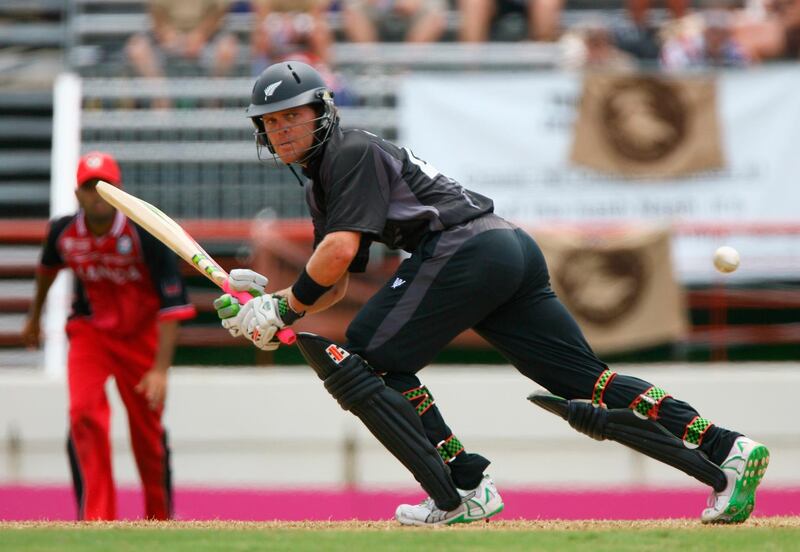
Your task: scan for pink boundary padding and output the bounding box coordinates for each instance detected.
[2,486,800,521]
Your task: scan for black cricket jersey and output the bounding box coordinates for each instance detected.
[301,126,494,272]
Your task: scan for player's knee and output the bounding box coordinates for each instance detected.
[68,407,104,431]
[323,353,384,411]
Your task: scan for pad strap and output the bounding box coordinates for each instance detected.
[592,369,617,407]
[436,434,465,464]
[402,386,435,416]
[683,416,714,448]
[629,386,671,420]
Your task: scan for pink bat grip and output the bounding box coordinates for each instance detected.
[222,279,297,345]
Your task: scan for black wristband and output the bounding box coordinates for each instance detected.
[275,295,304,326]
[291,268,333,307]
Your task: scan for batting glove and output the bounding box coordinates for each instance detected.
[214,293,245,338]
[239,294,288,351]
[227,269,269,296]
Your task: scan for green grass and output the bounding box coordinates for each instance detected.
[2,519,799,552]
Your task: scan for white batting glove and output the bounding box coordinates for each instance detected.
[239,294,286,351]
[227,269,269,296]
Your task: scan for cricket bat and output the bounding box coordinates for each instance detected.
[95,180,296,345]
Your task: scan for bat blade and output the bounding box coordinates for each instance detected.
[95,181,296,345]
[96,181,225,286]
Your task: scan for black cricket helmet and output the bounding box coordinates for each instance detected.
[247,60,337,162]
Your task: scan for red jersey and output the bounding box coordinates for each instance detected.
[39,210,195,336]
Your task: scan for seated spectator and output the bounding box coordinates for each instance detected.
[612,0,689,62]
[731,0,800,61]
[341,0,448,43]
[628,0,690,28]
[561,19,638,71]
[250,0,332,71]
[126,0,239,106]
[660,10,750,69]
[458,0,564,42]
[250,0,355,105]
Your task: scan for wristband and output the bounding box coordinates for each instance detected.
[291,268,333,307]
[275,295,305,326]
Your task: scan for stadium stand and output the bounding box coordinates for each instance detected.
[0,0,795,368]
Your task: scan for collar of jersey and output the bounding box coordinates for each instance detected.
[301,125,342,180]
[77,209,126,238]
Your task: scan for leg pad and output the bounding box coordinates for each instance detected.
[296,332,461,510]
[529,391,727,491]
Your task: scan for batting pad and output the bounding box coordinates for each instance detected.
[296,332,461,511]
[529,391,727,492]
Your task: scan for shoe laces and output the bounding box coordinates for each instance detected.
[419,496,435,509]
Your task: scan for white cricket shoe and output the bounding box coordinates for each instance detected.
[395,474,504,526]
[701,436,770,524]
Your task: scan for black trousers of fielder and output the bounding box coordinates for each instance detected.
[346,214,740,490]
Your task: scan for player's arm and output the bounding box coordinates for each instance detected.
[22,218,69,348]
[136,224,196,409]
[136,319,178,410]
[284,230,360,315]
[21,270,59,348]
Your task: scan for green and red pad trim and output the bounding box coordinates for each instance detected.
[437,434,465,464]
[403,386,435,416]
[629,386,671,420]
[683,416,714,448]
[592,369,617,407]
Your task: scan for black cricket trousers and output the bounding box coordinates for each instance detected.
[346,214,739,490]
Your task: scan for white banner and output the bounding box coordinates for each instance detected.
[399,66,800,283]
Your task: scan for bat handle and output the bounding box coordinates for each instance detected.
[222,281,297,346]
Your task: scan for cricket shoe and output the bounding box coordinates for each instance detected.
[701,436,770,524]
[395,474,504,526]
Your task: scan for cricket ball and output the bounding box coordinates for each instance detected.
[713,246,740,273]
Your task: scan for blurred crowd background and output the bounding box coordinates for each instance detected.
[1,0,799,370]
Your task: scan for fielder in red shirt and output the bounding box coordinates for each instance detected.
[22,151,196,521]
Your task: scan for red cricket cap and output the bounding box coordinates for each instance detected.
[76,151,122,188]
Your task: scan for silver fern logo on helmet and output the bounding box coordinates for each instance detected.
[264,80,283,100]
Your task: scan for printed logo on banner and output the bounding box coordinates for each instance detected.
[571,73,723,178]
[325,344,350,364]
[601,77,686,162]
[554,248,647,325]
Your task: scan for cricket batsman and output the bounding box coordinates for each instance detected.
[214,61,769,525]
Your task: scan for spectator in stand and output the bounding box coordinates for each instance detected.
[250,0,355,105]
[731,0,800,61]
[614,0,689,62]
[628,0,690,28]
[341,0,448,43]
[126,0,239,106]
[560,18,638,71]
[458,0,564,42]
[661,9,750,69]
[250,0,333,72]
